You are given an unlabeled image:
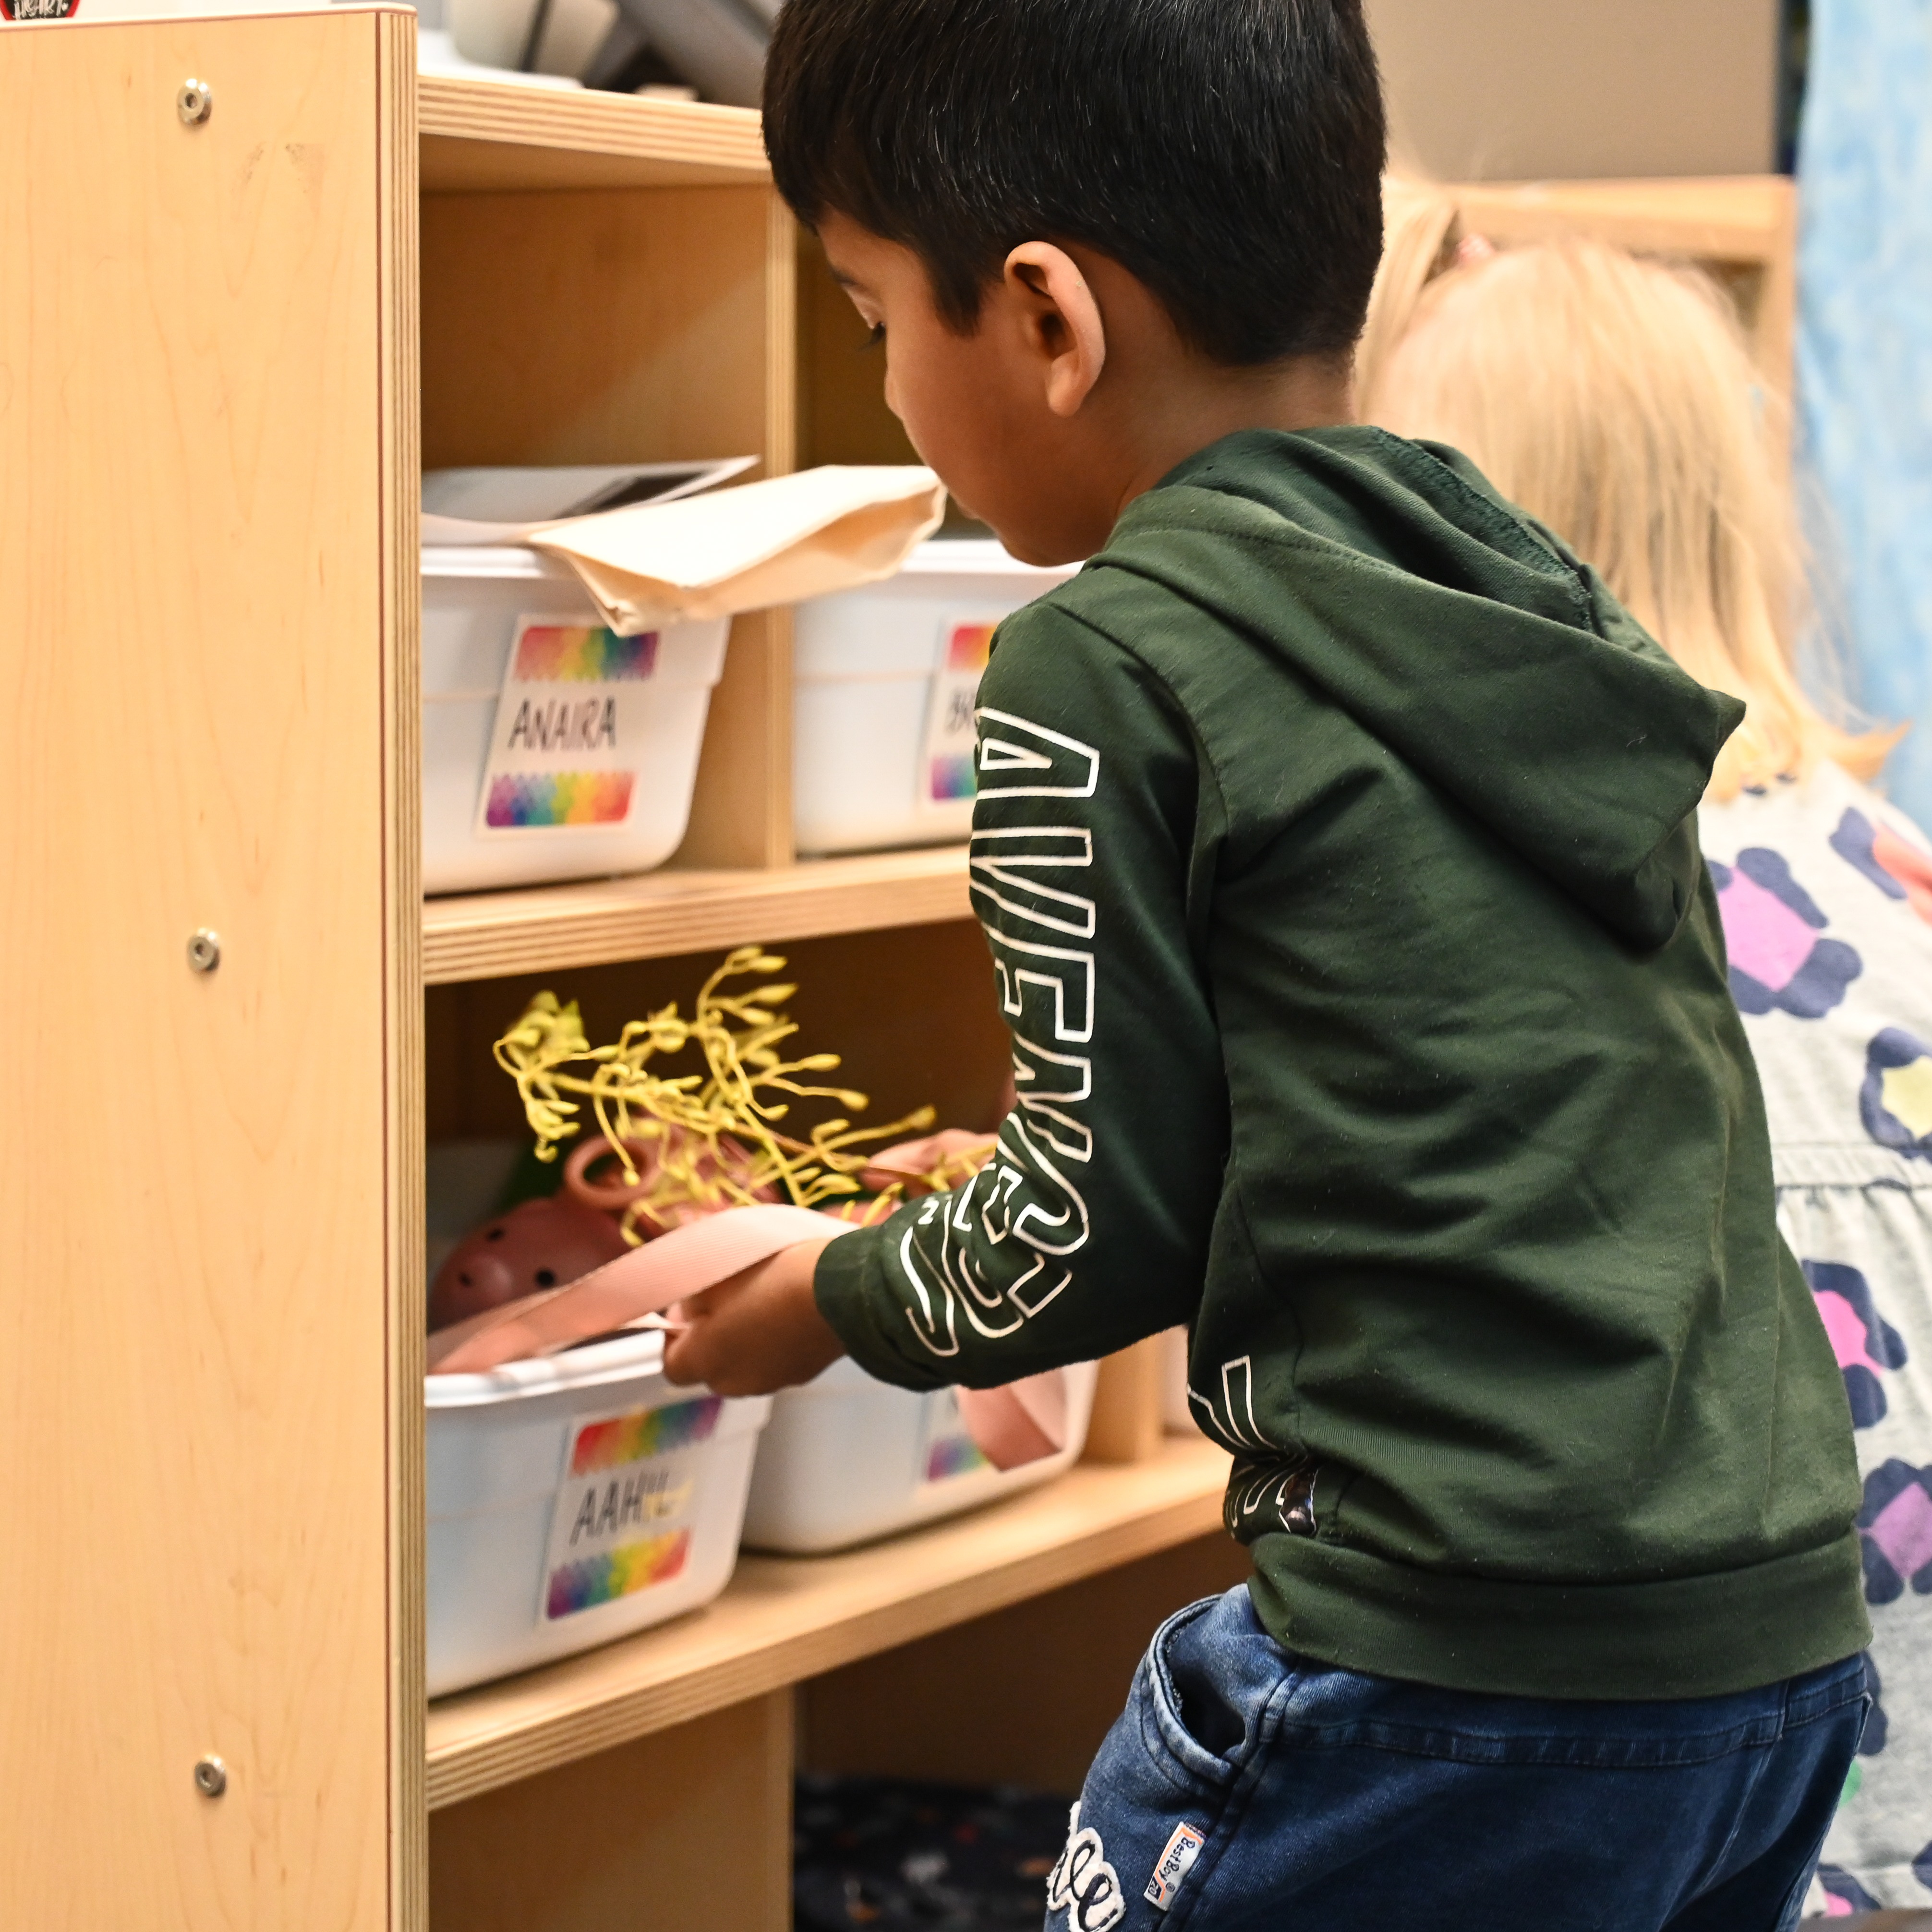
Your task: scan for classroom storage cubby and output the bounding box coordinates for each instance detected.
[0,8,1798,1922]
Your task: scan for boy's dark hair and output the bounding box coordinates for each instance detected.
[763,0,1386,367]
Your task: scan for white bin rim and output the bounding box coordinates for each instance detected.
[421,544,580,582]
[421,535,1080,588]
[426,1326,673,1408]
[892,537,1078,580]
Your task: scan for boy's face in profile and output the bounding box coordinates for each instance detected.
[819,210,1113,564]
[820,209,1355,568]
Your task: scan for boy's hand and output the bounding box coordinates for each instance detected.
[660,1237,845,1396]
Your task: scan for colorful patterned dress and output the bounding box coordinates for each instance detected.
[1697,761,1932,1916]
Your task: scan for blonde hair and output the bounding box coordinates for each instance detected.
[1359,193,1896,802]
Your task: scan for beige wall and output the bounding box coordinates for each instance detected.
[1365,0,1777,181]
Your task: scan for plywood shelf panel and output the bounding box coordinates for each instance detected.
[423,845,973,983]
[420,76,767,191]
[1,9,422,1919]
[1449,174,1792,262]
[425,1435,1230,1807]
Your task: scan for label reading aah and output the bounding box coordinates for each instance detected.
[477,616,659,836]
[541,1397,720,1621]
[917,617,1000,814]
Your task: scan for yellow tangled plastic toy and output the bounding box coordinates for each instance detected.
[495,945,985,1243]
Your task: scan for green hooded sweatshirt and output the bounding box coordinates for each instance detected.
[814,426,1870,1701]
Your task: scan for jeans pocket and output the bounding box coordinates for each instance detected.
[1139,1586,1291,1791]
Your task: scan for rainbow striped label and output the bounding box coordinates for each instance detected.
[484,772,635,829]
[924,1433,993,1483]
[918,616,1000,812]
[927,754,978,803]
[512,625,658,683]
[541,1398,721,1622]
[917,1389,993,1488]
[570,1398,722,1473]
[478,615,661,838]
[546,1530,691,1619]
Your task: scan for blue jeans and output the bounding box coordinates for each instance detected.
[1047,1586,1868,1932]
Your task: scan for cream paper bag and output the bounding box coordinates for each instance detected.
[529,465,947,634]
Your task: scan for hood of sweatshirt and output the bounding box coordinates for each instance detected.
[1093,426,1743,951]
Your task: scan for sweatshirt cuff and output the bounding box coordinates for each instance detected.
[813,1218,953,1391]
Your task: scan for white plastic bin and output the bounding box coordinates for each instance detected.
[739,1357,1099,1555]
[1159,1325,1203,1436]
[426,1329,769,1696]
[792,538,1079,855]
[423,547,729,895]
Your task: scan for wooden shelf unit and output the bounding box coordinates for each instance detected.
[419,67,797,873]
[1451,174,1793,262]
[427,1435,1230,1809]
[0,20,833,1927]
[419,74,767,191]
[424,844,972,982]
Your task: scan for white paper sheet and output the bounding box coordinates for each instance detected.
[530,465,948,631]
[421,458,756,545]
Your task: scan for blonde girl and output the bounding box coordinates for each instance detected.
[1364,208,1932,1916]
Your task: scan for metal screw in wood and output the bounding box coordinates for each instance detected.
[177,79,213,125]
[193,1756,227,1798]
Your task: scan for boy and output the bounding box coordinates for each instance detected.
[664,1,1872,1923]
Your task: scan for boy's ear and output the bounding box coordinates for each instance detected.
[1003,242,1106,418]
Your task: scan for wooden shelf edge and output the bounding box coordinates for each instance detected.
[425,1436,1231,1809]
[1451,174,1793,262]
[419,77,768,190]
[423,845,973,983]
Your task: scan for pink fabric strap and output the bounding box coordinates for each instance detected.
[425,1204,1074,1473]
[955,1372,1070,1470]
[426,1205,841,1373]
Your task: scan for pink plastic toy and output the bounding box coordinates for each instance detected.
[429,1194,632,1332]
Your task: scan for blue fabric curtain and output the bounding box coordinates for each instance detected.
[1797,0,1932,830]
